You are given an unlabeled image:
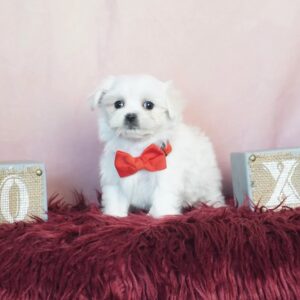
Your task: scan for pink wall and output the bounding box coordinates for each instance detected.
[1,1,300,200]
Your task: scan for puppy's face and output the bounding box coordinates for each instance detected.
[92,75,182,139]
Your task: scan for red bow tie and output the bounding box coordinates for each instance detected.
[115,143,172,177]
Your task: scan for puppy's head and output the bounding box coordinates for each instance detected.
[91,74,183,140]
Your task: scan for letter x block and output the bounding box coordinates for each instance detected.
[231,148,300,209]
[0,162,47,223]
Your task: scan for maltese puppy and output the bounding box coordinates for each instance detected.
[91,74,224,217]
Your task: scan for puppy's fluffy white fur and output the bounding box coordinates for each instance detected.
[91,74,224,217]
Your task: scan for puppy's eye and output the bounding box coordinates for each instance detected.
[114,100,125,109]
[143,100,154,110]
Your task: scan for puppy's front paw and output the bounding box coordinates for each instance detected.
[102,208,128,217]
[207,194,226,208]
[102,185,130,217]
[148,207,181,218]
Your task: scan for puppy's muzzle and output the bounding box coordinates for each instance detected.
[124,113,139,129]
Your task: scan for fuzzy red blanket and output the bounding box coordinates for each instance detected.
[0,195,300,299]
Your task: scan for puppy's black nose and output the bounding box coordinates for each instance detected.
[125,113,137,124]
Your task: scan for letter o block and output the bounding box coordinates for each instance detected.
[0,162,47,223]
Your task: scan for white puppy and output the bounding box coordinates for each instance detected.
[91,74,224,217]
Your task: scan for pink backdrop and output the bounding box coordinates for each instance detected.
[1,1,300,200]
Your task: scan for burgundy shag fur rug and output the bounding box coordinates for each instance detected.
[0,195,300,300]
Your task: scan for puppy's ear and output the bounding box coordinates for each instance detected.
[165,80,184,121]
[89,76,115,110]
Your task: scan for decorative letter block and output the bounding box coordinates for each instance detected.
[231,148,300,209]
[0,162,47,223]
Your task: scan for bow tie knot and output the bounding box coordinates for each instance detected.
[114,143,172,177]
